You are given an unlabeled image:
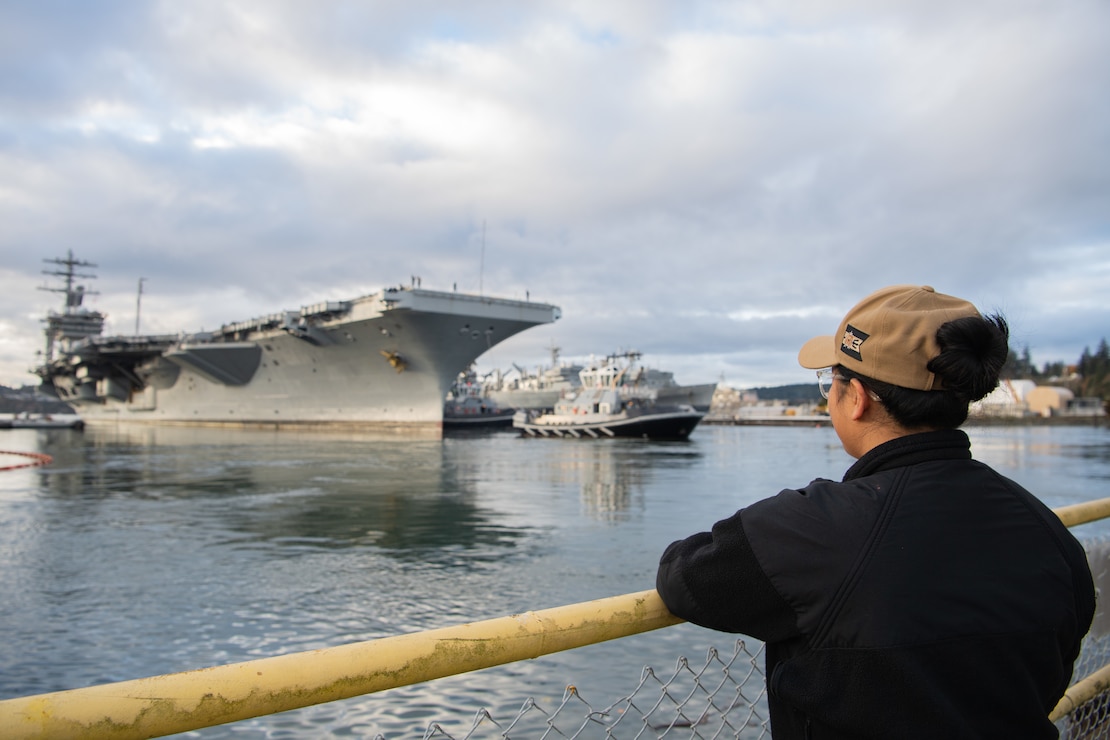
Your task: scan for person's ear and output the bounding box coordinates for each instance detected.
[847,378,871,421]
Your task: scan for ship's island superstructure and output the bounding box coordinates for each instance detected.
[34,253,560,434]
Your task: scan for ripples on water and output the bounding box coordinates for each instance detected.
[0,423,1107,737]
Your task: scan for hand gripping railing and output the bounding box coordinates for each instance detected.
[1,497,1108,739]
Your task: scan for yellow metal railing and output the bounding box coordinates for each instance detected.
[1,498,1107,739]
[0,590,681,739]
[1051,663,1110,723]
[1054,497,1110,528]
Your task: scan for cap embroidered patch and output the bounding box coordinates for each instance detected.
[840,324,868,361]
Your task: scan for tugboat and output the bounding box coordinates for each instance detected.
[0,412,85,430]
[443,368,515,430]
[512,360,704,440]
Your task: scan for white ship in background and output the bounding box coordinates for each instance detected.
[482,347,717,412]
[481,346,583,410]
[33,253,559,434]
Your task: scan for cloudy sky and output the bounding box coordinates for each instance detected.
[2,1,1107,391]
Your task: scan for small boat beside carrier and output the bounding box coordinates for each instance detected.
[0,413,85,430]
[512,359,704,440]
[443,369,515,429]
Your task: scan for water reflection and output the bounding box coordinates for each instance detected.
[575,441,703,521]
[966,425,1110,510]
[29,426,532,563]
[473,438,705,522]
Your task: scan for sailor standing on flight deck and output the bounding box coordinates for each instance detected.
[656,285,1095,739]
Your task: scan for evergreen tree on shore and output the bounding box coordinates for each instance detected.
[999,339,1109,413]
[1077,339,1110,405]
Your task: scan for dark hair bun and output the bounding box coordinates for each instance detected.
[927,314,1010,402]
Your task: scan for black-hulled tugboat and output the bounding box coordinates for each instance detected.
[512,361,704,440]
[443,369,515,429]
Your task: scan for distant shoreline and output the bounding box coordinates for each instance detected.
[704,416,831,427]
[963,415,1108,428]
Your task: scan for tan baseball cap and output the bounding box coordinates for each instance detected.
[797,285,982,391]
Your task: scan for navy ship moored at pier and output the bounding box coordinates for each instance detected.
[33,253,560,434]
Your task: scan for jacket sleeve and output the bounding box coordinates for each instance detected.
[656,508,800,642]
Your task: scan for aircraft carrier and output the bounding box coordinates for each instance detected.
[33,253,560,435]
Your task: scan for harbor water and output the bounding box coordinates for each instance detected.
[1,422,1108,737]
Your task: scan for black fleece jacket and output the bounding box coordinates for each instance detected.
[657,429,1095,739]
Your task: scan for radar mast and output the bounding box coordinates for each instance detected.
[38,251,105,362]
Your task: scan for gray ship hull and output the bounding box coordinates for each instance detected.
[655,383,718,412]
[485,388,564,410]
[39,287,559,435]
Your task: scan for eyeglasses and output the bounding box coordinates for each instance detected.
[817,368,847,399]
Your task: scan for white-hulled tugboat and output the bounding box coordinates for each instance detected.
[512,360,704,440]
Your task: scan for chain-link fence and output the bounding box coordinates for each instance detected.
[1061,532,1110,740]
[1061,643,1110,740]
[1060,634,1110,739]
[409,640,769,740]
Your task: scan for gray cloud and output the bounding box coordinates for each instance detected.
[2,1,1108,390]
